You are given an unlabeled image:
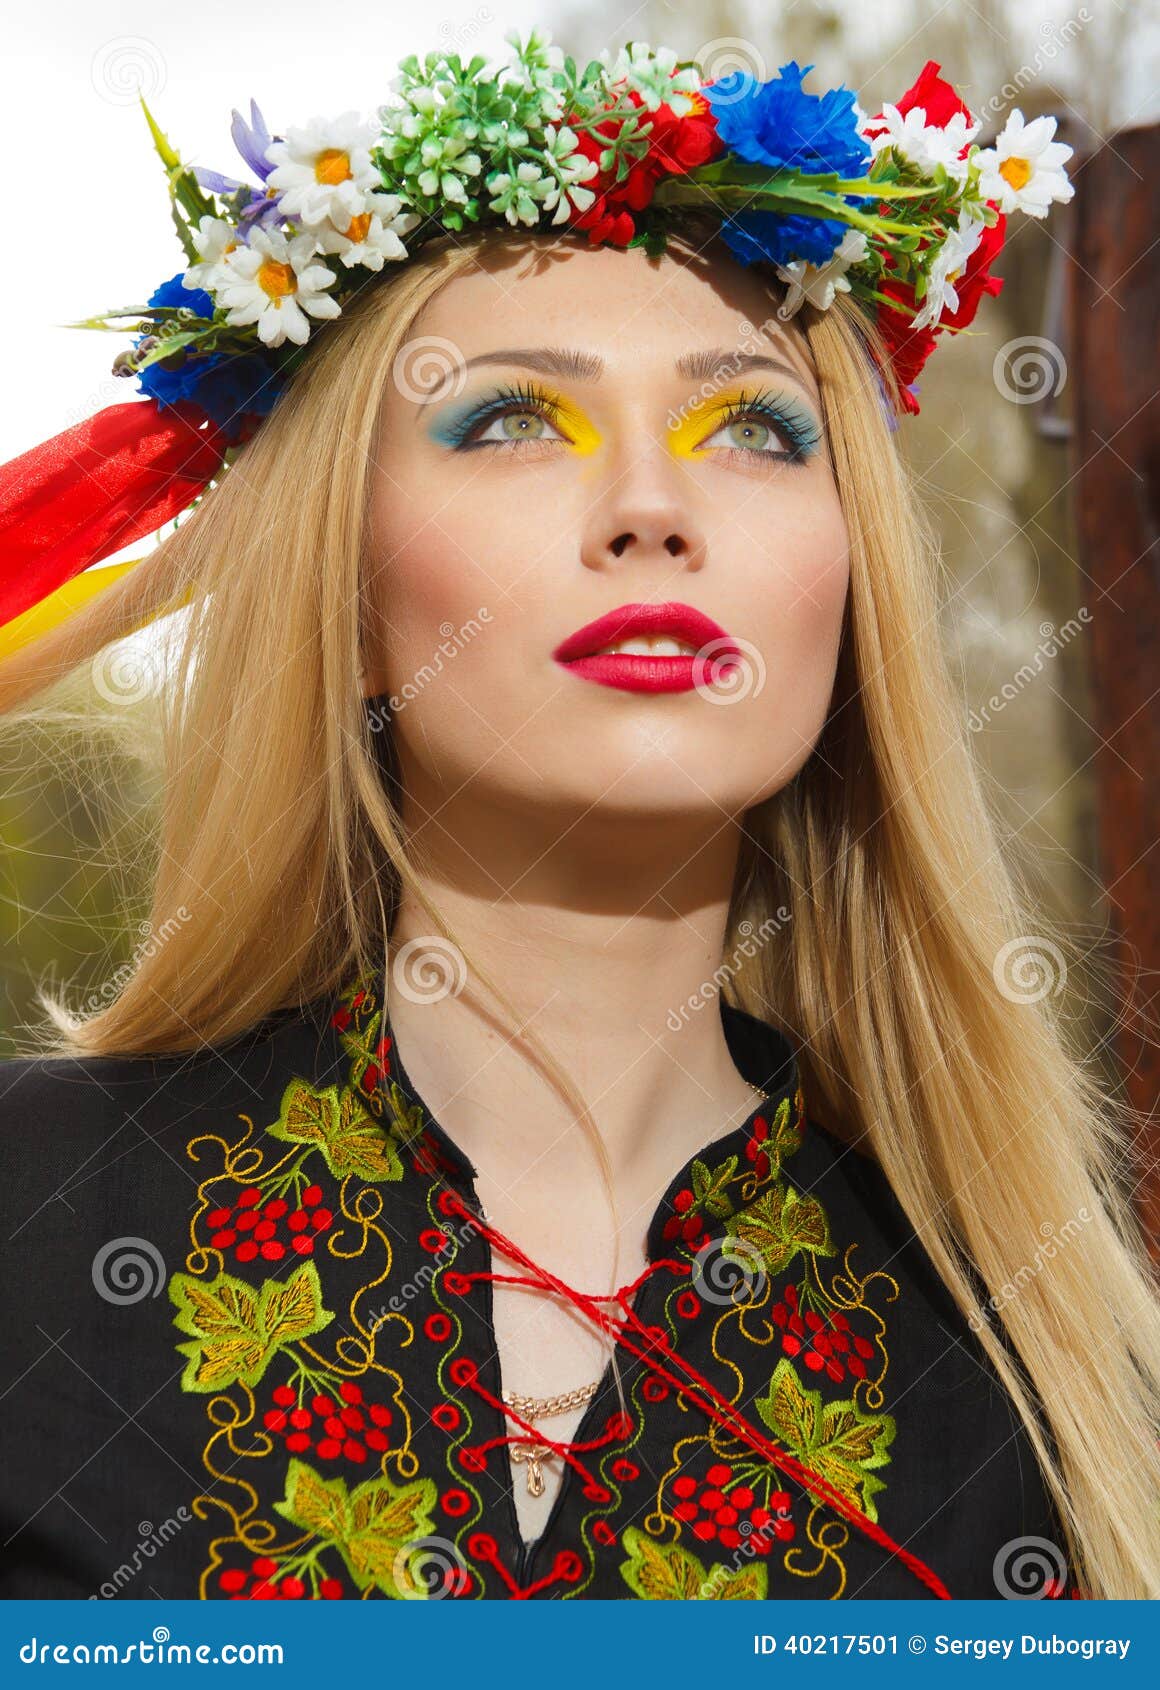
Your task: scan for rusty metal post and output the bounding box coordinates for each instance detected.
[1067,123,1160,1258]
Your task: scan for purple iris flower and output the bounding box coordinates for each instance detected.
[192,99,285,233]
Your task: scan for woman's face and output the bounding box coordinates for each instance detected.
[364,239,850,838]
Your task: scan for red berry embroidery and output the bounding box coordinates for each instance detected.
[217,1556,347,1600]
[770,1281,873,1381]
[261,1379,391,1463]
[668,1465,796,1551]
[204,1180,333,1265]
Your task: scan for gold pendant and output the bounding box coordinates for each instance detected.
[511,1442,551,1496]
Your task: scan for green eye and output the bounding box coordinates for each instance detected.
[468,406,565,446]
[694,389,823,465]
[723,418,771,450]
[499,411,549,439]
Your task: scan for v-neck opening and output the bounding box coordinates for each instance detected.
[377,989,804,1260]
[367,983,805,1588]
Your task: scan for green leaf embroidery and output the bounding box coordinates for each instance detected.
[382,1079,426,1147]
[754,1357,896,1523]
[268,1077,403,1182]
[171,1261,333,1392]
[275,1459,441,1597]
[728,1180,835,1276]
[618,1526,769,1600]
[690,1154,738,1220]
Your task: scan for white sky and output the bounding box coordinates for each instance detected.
[0,2,547,569]
[2,0,1152,574]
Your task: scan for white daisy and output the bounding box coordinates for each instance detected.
[867,103,980,182]
[910,214,988,331]
[775,229,869,318]
[974,109,1074,217]
[313,192,420,270]
[212,227,341,348]
[182,216,243,293]
[263,111,383,229]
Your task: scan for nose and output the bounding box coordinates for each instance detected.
[578,439,707,574]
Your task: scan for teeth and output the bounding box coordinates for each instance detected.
[592,635,699,657]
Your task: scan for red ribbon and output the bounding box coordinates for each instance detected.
[0,399,227,629]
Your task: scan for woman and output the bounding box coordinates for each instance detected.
[0,37,1157,1603]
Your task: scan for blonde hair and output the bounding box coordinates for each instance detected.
[2,226,1158,1598]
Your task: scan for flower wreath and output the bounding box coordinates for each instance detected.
[0,30,1074,651]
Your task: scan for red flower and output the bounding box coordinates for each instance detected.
[874,206,1006,414]
[876,280,939,414]
[570,89,724,247]
[864,60,976,142]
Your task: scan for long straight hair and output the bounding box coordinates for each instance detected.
[2,227,1158,1597]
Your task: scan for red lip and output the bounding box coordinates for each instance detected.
[553,602,743,694]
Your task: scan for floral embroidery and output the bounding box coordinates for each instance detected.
[171,972,937,1599]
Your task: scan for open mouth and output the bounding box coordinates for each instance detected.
[553,603,742,693]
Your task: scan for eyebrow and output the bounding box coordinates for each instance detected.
[459,346,813,392]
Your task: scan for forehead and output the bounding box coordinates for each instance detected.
[408,238,819,402]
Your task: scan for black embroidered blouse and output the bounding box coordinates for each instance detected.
[0,973,1071,1601]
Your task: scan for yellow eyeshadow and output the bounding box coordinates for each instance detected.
[668,392,754,459]
[547,392,601,456]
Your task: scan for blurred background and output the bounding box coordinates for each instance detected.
[1,1,1157,1239]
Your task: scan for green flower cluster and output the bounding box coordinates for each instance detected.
[370,29,695,235]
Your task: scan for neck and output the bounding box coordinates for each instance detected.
[384,792,770,1175]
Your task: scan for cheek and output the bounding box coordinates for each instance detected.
[752,481,849,646]
[366,463,503,669]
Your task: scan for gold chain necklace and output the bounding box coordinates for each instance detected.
[501,1378,602,1496]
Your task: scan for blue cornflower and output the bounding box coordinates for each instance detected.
[718,210,850,269]
[704,60,870,178]
[705,62,871,272]
[134,273,283,443]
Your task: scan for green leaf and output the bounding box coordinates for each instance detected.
[729,1180,834,1277]
[132,330,214,373]
[269,1078,403,1183]
[755,1357,896,1523]
[170,1260,333,1392]
[275,1460,441,1597]
[691,1155,738,1219]
[383,1080,426,1148]
[618,1526,769,1599]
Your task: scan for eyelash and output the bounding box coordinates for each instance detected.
[701,387,823,466]
[442,379,822,465]
[443,382,568,451]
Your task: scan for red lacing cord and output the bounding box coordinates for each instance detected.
[440,1187,952,1601]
